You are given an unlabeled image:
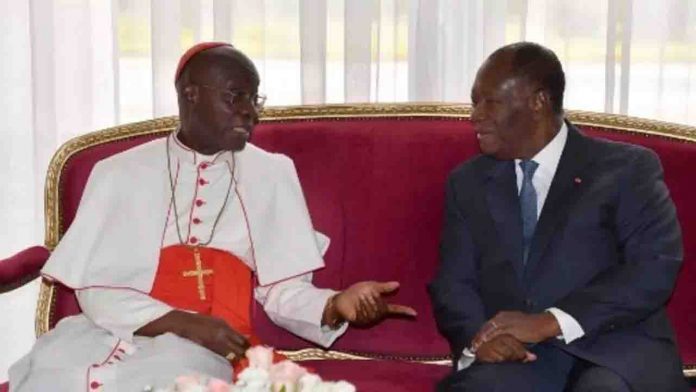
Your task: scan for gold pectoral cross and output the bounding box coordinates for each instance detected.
[182,246,214,300]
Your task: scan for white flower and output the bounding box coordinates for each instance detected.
[233,367,271,392]
[298,374,322,390]
[245,346,274,371]
[296,375,355,392]
[268,360,307,385]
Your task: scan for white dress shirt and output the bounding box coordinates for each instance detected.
[513,122,584,345]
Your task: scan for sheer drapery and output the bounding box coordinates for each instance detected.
[1,0,695,381]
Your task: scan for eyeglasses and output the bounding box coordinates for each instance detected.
[196,84,267,110]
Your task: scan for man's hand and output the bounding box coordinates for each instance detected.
[322,281,417,327]
[136,310,250,361]
[475,334,537,364]
[471,311,560,350]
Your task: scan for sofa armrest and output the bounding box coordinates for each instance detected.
[0,246,50,293]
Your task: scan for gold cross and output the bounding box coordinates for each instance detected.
[181,247,214,300]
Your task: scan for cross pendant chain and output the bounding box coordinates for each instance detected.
[181,246,214,300]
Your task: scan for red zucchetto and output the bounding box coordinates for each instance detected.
[174,42,233,82]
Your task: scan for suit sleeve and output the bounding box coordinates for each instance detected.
[555,148,683,338]
[428,173,487,360]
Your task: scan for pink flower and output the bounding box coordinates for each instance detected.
[268,360,308,385]
[206,378,230,392]
[245,345,274,371]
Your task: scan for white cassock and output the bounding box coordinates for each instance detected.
[9,133,347,391]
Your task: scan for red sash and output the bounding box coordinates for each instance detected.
[150,245,285,375]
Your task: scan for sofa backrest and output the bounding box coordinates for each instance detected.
[39,105,696,364]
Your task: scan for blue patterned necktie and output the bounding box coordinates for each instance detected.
[519,159,539,264]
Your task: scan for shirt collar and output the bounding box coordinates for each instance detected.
[168,129,235,167]
[532,121,567,170]
[516,121,568,175]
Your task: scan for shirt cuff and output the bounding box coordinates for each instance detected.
[546,307,585,344]
[319,320,349,347]
[308,289,349,347]
[457,348,476,370]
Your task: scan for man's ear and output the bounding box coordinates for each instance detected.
[529,89,549,114]
[183,85,198,103]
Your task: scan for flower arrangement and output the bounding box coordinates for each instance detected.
[152,346,355,392]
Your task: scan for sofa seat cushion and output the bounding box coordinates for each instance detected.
[305,359,450,391]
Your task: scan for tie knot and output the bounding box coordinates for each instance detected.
[519,159,539,179]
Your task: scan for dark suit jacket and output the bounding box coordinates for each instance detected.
[428,123,686,391]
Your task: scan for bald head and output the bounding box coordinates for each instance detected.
[175,46,259,93]
[486,42,565,115]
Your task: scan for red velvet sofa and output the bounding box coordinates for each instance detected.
[1,103,694,391]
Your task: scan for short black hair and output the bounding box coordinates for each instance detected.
[491,42,566,114]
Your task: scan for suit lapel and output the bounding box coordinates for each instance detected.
[484,160,526,281]
[524,123,593,280]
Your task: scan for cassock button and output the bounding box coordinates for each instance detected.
[189,237,198,244]
[198,178,208,186]
[90,381,102,389]
[114,355,122,361]
[192,218,202,224]
[200,163,209,170]
[195,199,205,207]
[117,348,125,353]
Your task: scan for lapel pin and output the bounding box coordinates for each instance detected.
[574,177,582,184]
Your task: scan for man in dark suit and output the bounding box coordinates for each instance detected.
[428,42,687,391]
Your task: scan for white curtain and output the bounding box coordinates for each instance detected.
[1,0,695,381]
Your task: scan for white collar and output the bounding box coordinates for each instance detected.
[168,130,236,167]
[516,121,568,174]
